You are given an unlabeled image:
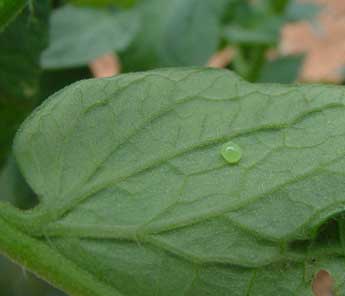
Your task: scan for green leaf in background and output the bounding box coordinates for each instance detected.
[121,0,230,70]
[0,4,68,294]
[223,16,283,46]
[251,0,291,15]
[0,0,27,31]
[0,157,37,210]
[221,0,289,47]
[0,0,49,168]
[41,5,139,69]
[70,0,138,8]
[39,67,92,101]
[159,0,229,66]
[2,68,345,295]
[0,254,63,296]
[285,1,322,22]
[258,54,304,83]
[221,0,295,82]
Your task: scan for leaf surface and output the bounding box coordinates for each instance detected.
[2,68,345,295]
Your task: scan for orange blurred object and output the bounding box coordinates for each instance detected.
[208,47,235,68]
[281,0,345,82]
[89,53,121,78]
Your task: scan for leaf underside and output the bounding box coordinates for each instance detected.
[2,68,345,295]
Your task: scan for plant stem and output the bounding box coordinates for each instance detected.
[246,46,267,82]
[0,0,27,31]
[232,46,268,82]
[0,215,121,296]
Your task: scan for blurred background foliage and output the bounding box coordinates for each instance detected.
[0,0,343,294]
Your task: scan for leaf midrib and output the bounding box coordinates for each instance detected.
[38,175,345,241]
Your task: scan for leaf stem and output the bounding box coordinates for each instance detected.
[246,46,267,82]
[233,46,268,82]
[0,214,122,296]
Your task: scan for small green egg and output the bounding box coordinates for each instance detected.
[221,141,242,164]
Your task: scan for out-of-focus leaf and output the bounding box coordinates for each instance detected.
[160,0,229,66]
[258,54,304,83]
[39,67,91,101]
[0,157,37,209]
[121,0,230,71]
[41,5,139,69]
[0,4,67,294]
[0,255,65,296]
[270,0,291,14]
[252,0,291,15]
[0,0,49,168]
[285,2,322,22]
[0,0,27,31]
[70,0,138,8]
[221,0,250,25]
[223,16,283,46]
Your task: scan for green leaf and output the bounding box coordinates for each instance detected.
[159,0,228,66]
[0,0,27,31]
[70,0,138,8]
[258,54,304,83]
[285,2,322,22]
[0,255,65,296]
[39,67,91,101]
[264,0,291,14]
[0,157,37,209]
[0,0,49,168]
[121,0,229,70]
[0,156,65,296]
[2,68,345,295]
[41,5,139,69]
[223,16,283,46]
